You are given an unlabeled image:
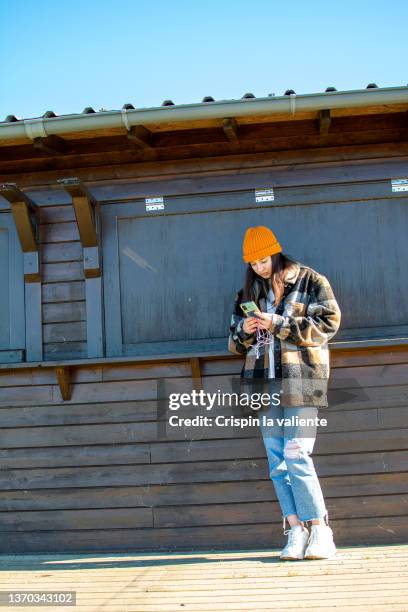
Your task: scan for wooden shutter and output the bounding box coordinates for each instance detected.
[0,212,25,362]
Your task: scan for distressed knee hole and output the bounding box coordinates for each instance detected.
[284,439,302,460]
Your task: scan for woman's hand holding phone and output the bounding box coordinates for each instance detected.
[253,312,273,331]
[242,317,258,334]
[243,313,273,333]
[240,302,273,334]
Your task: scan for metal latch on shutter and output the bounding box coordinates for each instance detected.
[145,197,164,211]
[255,188,274,202]
[391,179,408,192]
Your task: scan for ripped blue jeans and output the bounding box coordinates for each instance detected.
[259,401,328,530]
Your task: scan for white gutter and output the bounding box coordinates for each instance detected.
[1,86,408,142]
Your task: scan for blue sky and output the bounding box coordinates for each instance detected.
[1,0,407,119]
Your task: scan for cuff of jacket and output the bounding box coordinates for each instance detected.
[269,313,286,333]
[236,319,256,341]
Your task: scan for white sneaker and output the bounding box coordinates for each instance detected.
[280,525,310,560]
[304,524,337,559]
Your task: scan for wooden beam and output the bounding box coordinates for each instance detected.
[25,281,42,361]
[12,201,39,255]
[0,183,39,256]
[55,366,71,400]
[58,177,104,359]
[82,246,101,279]
[73,195,98,249]
[33,135,67,155]
[190,357,202,391]
[127,125,153,148]
[0,336,406,372]
[58,178,98,250]
[319,109,331,135]
[222,117,239,142]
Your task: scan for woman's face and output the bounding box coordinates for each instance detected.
[250,255,272,279]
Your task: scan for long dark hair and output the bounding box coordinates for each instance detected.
[243,252,298,308]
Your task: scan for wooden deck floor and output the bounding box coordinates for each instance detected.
[0,543,407,611]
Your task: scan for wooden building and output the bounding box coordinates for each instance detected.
[0,85,407,553]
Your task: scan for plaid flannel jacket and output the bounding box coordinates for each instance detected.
[228,260,342,408]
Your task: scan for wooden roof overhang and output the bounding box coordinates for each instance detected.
[1,88,408,179]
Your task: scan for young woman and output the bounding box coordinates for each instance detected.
[228,225,342,561]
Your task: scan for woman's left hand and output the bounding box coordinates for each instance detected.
[256,312,273,331]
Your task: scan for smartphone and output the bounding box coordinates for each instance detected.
[240,301,263,319]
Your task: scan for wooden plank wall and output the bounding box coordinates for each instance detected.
[0,347,407,553]
[40,204,87,360]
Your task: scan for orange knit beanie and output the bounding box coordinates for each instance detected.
[242,226,282,263]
